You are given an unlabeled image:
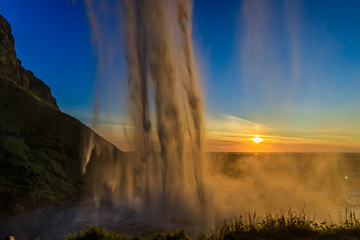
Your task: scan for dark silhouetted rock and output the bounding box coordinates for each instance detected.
[0,15,125,214]
[0,14,58,109]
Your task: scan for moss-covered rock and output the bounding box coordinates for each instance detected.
[0,76,83,212]
[0,15,123,213]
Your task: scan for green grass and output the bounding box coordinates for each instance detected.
[0,69,124,213]
[0,75,86,213]
[64,227,192,240]
[62,210,360,240]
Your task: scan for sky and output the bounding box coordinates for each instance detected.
[1,0,360,152]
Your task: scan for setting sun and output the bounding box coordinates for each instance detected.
[252,136,263,143]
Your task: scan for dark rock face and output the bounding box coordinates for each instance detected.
[0,15,59,109]
[0,15,126,215]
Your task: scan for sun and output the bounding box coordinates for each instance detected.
[252,135,263,143]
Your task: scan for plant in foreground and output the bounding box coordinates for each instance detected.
[63,209,360,240]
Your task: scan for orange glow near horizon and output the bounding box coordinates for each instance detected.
[252,136,263,143]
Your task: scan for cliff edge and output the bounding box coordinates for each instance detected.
[0,15,124,213]
[0,14,58,109]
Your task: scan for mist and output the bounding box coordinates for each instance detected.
[2,1,360,240]
[80,0,360,230]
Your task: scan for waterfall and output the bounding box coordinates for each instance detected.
[82,0,207,222]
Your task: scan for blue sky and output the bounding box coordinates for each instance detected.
[1,0,360,151]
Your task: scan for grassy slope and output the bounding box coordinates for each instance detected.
[64,211,360,240]
[0,74,85,213]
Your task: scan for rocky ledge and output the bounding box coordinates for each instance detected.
[0,14,59,109]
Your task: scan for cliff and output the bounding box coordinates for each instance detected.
[0,15,58,109]
[0,15,124,213]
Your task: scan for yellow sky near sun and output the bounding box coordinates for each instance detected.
[90,114,360,152]
[204,114,360,152]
